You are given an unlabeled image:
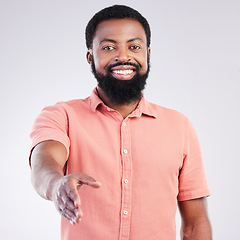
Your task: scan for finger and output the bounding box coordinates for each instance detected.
[57,195,77,218]
[62,195,80,220]
[65,199,76,212]
[61,207,76,224]
[57,188,77,214]
[74,207,83,223]
[60,177,81,207]
[64,187,83,222]
[79,180,102,188]
[64,207,76,221]
[60,204,82,224]
[75,173,102,189]
[67,196,82,222]
[58,187,69,204]
[57,196,65,211]
[57,186,80,220]
[67,188,81,208]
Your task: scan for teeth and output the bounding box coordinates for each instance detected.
[113,70,133,75]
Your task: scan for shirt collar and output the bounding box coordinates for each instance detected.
[89,87,158,118]
[89,88,103,112]
[134,95,158,118]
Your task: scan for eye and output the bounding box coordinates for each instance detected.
[130,45,141,50]
[102,46,115,51]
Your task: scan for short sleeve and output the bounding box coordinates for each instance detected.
[29,103,70,161]
[177,118,210,201]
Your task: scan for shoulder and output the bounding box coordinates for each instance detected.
[44,97,90,113]
[146,100,189,122]
[144,100,197,136]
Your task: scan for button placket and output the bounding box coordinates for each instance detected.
[119,119,132,240]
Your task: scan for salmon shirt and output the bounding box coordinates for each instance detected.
[30,88,210,240]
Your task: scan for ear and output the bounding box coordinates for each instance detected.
[86,50,93,64]
[147,47,151,61]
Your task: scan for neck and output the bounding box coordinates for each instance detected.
[96,87,140,119]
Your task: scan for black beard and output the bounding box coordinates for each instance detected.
[91,59,150,105]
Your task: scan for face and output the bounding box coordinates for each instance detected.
[87,19,151,104]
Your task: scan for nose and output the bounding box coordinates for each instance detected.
[114,47,131,62]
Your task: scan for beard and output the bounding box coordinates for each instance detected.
[91,57,150,105]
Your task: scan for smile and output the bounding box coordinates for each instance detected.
[112,69,134,75]
[109,64,137,80]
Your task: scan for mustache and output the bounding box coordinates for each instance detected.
[106,62,141,72]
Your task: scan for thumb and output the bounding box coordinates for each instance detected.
[74,172,102,189]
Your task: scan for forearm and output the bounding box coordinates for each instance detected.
[29,141,102,225]
[181,218,212,240]
[30,141,67,200]
[31,153,64,200]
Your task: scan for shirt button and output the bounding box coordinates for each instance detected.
[123,121,126,126]
[123,149,128,154]
[124,179,129,183]
[107,107,111,111]
[123,210,128,215]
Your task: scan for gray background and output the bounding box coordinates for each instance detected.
[1,0,239,239]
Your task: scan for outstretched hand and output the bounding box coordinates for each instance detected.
[52,172,101,225]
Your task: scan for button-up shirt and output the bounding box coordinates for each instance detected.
[30,88,210,240]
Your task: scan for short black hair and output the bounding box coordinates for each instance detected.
[85,5,151,49]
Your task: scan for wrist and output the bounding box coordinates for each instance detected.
[46,173,63,201]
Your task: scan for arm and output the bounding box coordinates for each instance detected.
[30,140,101,225]
[178,197,212,240]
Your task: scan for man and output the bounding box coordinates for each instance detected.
[30,5,212,240]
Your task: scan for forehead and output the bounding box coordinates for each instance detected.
[93,19,147,44]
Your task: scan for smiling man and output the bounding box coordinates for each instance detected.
[88,18,150,110]
[30,5,212,240]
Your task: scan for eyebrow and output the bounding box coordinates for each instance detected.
[127,38,143,43]
[100,37,144,44]
[100,39,117,44]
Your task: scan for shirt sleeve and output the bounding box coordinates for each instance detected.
[177,118,210,201]
[29,103,70,163]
